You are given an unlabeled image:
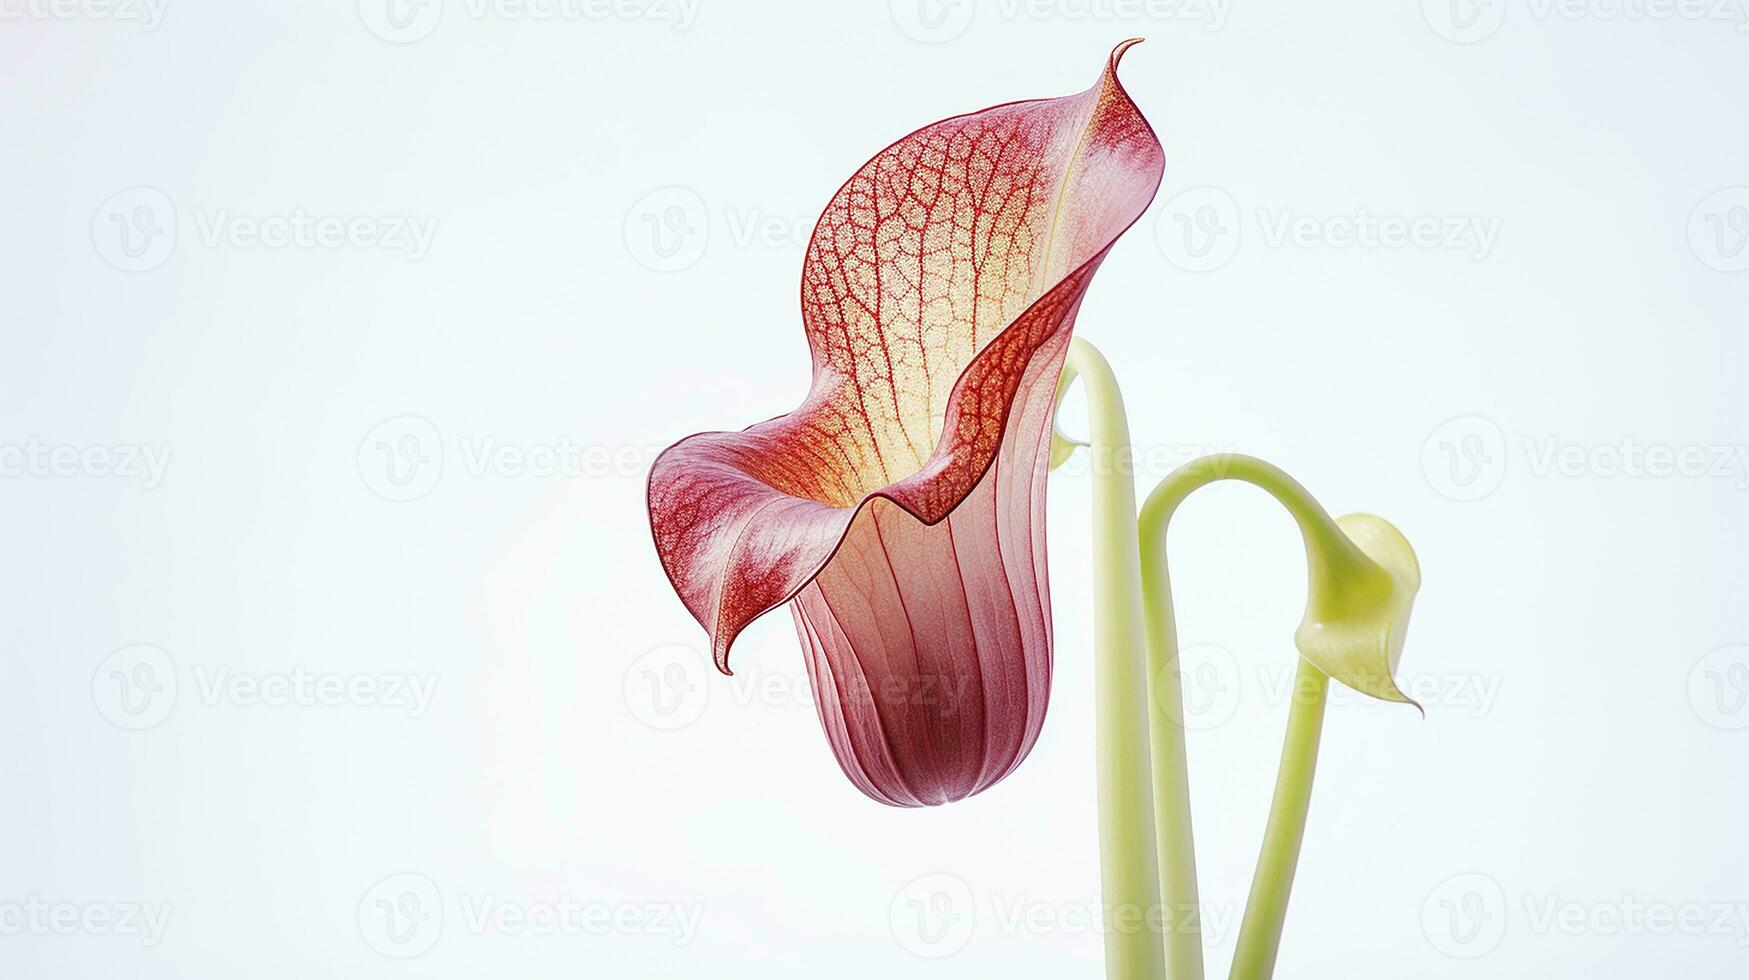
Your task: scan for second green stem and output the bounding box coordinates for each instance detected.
[1228,657,1328,980]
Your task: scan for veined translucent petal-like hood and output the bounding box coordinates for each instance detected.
[648,42,1165,806]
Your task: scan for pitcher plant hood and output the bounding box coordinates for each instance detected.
[648,41,1165,806]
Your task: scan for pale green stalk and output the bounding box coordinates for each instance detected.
[1064,339,1196,980]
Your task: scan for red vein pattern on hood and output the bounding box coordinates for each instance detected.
[648,42,1164,806]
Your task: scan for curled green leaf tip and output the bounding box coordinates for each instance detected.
[1294,512,1423,711]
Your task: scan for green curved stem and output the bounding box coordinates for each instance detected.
[1229,658,1327,980]
[1065,339,1197,980]
[1138,454,1361,980]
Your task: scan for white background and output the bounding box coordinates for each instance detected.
[3,1,1746,977]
